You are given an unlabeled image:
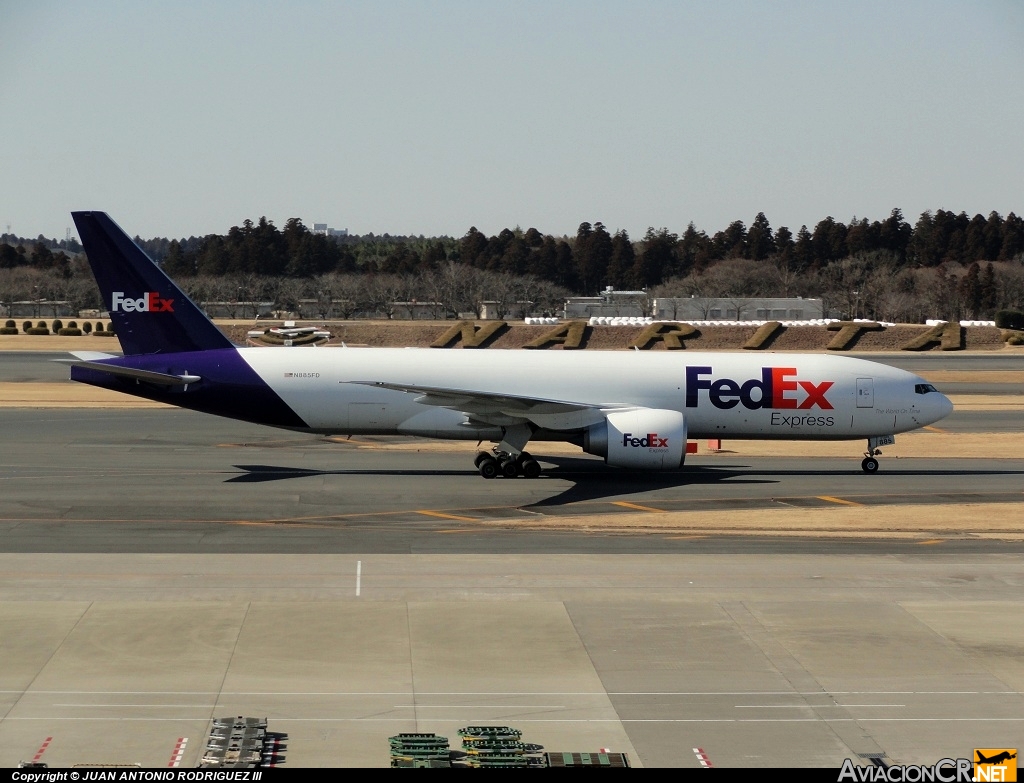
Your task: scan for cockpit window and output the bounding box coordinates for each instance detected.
[915,383,939,394]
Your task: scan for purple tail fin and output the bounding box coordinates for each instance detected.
[72,211,234,356]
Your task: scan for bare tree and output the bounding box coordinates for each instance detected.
[420,265,454,319]
[63,275,102,315]
[414,269,448,319]
[996,261,1024,311]
[330,274,368,319]
[463,266,494,319]
[773,256,801,297]
[422,261,480,319]
[0,267,44,317]
[229,273,274,319]
[36,274,67,316]
[815,252,897,320]
[872,284,914,323]
[507,275,560,319]
[179,275,220,316]
[919,266,964,322]
[485,271,520,319]
[536,279,570,318]
[363,274,403,319]
[687,258,780,299]
[274,278,306,318]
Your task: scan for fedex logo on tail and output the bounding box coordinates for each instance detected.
[686,366,833,410]
[111,291,175,313]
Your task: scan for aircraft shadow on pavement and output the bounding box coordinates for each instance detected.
[226,464,470,482]
[225,458,774,508]
[526,455,807,506]
[225,459,767,485]
[224,459,1022,509]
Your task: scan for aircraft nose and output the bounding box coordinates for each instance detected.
[935,392,954,422]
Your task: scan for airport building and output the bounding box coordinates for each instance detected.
[311,223,349,237]
[652,296,832,321]
[563,288,649,319]
[562,290,835,322]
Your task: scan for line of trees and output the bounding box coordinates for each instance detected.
[453,209,1024,293]
[124,208,1024,292]
[2,209,1023,322]
[6,209,1024,287]
[0,232,81,255]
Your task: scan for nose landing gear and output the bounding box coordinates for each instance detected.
[861,435,894,473]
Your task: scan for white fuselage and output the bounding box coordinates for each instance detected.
[238,347,953,441]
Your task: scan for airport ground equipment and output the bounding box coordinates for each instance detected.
[200,716,284,768]
[389,733,452,768]
[458,726,545,768]
[545,751,632,767]
[387,725,628,768]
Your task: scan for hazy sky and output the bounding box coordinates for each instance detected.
[2,1,1023,242]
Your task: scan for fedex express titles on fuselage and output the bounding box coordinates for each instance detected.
[686,364,837,430]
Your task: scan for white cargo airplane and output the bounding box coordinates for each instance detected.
[67,212,953,477]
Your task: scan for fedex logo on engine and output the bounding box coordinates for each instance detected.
[685,366,834,410]
[622,432,669,448]
[111,291,175,313]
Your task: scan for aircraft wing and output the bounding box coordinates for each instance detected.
[346,380,625,429]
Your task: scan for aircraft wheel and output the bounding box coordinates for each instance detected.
[479,457,499,479]
[519,451,532,462]
[500,457,519,478]
[520,458,541,479]
[861,457,879,474]
[473,451,491,469]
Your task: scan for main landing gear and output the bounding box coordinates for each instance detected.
[474,423,541,479]
[474,450,542,479]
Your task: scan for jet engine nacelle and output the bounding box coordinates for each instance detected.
[583,408,687,469]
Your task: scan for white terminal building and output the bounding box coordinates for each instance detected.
[653,296,832,321]
[311,223,348,237]
[563,288,834,321]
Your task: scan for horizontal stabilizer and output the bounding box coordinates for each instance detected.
[71,360,201,387]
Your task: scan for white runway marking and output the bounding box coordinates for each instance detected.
[3,689,1019,696]
[394,704,566,709]
[56,704,223,708]
[734,704,906,708]
[7,717,1024,723]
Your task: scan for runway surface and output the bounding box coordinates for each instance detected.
[2,408,1023,554]
[1,350,1022,768]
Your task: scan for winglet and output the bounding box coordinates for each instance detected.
[72,211,234,356]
